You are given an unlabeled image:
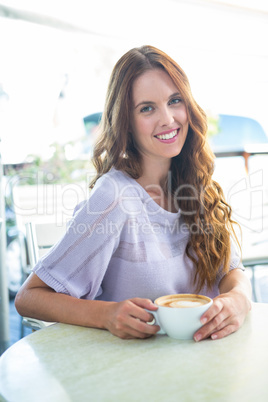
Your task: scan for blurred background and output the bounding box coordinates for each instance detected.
[1,0,268,349]
[1,0,268,163]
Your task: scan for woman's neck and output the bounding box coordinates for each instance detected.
[135,157,177,213]
[137,156,171,188]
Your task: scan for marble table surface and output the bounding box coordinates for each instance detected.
[1,302,268,402]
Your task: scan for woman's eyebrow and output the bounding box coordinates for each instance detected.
[134,92,182,109]
[169,92,181,99]
[134,100,155,109]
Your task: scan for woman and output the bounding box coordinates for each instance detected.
[15,45,252,341]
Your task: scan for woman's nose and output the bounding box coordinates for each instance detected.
[159,107,174,126]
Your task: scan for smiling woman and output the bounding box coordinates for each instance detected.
[15,45,252,342]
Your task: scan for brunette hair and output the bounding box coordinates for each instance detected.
[91,45,240,291]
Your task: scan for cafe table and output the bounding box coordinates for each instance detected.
[1,303,268,402]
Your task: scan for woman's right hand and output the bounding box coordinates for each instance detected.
[16,274,160,339]
[103,298,160,339]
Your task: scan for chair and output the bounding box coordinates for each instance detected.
[26,221,67,267]
[242,241,268,302]
[21,221,67,335]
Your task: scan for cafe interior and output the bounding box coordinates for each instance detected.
[1,0,268,401]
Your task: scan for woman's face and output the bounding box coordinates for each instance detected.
[130,68,189,165]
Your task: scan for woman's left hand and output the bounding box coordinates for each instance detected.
[193,269,252,342]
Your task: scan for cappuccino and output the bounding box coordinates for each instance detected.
[155,294,210,308]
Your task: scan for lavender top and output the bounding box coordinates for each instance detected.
[33,168,243,301]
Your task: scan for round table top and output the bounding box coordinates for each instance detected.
[1,302,268,402]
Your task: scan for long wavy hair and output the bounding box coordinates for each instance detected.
[91,45,240,291]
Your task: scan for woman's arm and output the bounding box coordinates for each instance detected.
[15,273,159,339]
[193,268,252,341]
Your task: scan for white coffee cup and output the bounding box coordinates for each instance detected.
[148,293,213,340]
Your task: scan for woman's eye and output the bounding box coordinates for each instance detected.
[140,105,153,113]
[169,98,182,105]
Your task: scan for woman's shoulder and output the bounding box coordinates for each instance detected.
[71,169,137,221]
[94,168,144,197]
[79,168,145,217]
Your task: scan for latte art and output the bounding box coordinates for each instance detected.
[156,294,210,308]
[169,300,207,308]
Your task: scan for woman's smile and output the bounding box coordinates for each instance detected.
[154,128,179,142]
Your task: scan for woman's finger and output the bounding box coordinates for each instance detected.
[210,323,238,340]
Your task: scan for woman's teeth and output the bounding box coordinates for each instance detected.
[156,129,177,140]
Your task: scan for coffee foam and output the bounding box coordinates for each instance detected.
[169,300,206,308]
[156,295,210,308]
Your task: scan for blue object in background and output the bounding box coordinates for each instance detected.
[209,114,268,153]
